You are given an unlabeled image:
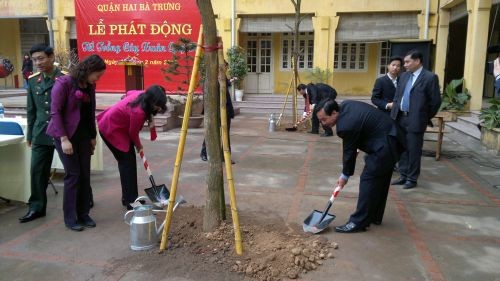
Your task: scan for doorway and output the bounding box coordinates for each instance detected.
[245,34,273,94]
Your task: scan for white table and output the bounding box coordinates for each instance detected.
[0,135,24,146]
[0,118,104,203]
[0,132,31,203]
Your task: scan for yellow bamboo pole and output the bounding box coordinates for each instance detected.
[159,26,204,252]
[276,76,294,127]
[218,38,243,255]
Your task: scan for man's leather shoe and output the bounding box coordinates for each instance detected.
[372,220,382,225]
[391,177,407,185]
[79,215,96,228]
[66,223,84,231]
[320,132,333,137]
[403,181,417,189]
[308,131,319,134]
[200,154,207,161]
[335,222,366,233]
[19,210,45,223]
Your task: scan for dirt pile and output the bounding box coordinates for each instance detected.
[108,206,339,281]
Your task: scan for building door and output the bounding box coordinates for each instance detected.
[245,36,273,94]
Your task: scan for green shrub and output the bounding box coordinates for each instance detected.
[439,78,470,111]
[479,99,500,130]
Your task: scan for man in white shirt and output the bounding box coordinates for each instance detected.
[371,56,403,114]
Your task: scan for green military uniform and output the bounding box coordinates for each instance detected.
[26,68,66,214]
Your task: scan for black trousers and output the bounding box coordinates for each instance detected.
[28,144,54,213]
[54,138,92,226]
[201,117,231,157]
[101,134,138,206]
[397,115,424,183]
[311,106,333,135]
[349,145,396,226]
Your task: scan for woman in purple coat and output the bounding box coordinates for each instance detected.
[47,54,106,231]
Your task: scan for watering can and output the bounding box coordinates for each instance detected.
[124,196,186,250]
[124,204,166,251]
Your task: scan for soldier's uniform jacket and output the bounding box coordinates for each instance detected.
[27,68,67,145]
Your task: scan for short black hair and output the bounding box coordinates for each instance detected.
[405,49,423,62]
[29,44,54,56]
[388,56,403,66]
[316,99,339,116]
[297,84,307,91]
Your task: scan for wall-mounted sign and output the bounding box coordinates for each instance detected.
[75,0,201,92]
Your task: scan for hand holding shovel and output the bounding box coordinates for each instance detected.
[285,111,311,131]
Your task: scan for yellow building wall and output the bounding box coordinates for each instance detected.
[0,19,22,88]
[211,0,440,96]
[2,0,466,97]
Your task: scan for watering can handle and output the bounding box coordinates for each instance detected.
[124,210,134,225]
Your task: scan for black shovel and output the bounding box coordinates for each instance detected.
[303,185,342,234]
[139,151,170,203]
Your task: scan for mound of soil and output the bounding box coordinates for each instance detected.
[107,206,339,281]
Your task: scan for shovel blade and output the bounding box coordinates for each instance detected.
[303,210,336,234]
[144,184,170,203]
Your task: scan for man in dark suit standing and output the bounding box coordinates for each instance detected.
[494,57,500,96]
[297,83,337,136]
[390,49,441,189]
[316,99,405,233]
[371,56,402,114]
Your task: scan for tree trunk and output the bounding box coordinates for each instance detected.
[291,0,301,123]
[197,0,224,232]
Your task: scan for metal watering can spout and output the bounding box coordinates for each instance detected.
[155,196,187,235]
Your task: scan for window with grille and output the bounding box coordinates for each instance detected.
[378,41,391,75]
[334,43,367,71]
[281,32,314,70]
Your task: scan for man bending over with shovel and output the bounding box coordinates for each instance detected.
[297,83,337,136]
[316,99,405,233]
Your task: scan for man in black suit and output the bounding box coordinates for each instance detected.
[200,80,235,163]
[494,57,500,95]
[316,99,405,233]
[371,56,402,114]
[297,83,337,136]
[390,50,441,189]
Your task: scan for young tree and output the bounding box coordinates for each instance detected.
[290,0,302,123]
[196,0,224,232]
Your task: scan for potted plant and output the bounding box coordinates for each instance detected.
[161,37,203,128]
[439,78,471,121]
[479,98,500,154]
[227,46,248,101]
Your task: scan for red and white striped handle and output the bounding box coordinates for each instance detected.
[329,185,342,203]
[139,150,153,177]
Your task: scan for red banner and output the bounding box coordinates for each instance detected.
[75,0,201,93]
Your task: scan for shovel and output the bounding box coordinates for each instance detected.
[285,116,309,131]
[139,151,170,204]
[303,185,342,234]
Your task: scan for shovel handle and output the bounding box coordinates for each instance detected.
[139,151,154,178]
[330,185,342,203]
[139,151,158,191]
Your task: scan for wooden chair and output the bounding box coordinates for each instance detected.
[425,112,447,161]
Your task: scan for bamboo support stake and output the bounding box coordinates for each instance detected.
[276,76,294,127]
[159,26,204,252]
[218,39,243,255]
